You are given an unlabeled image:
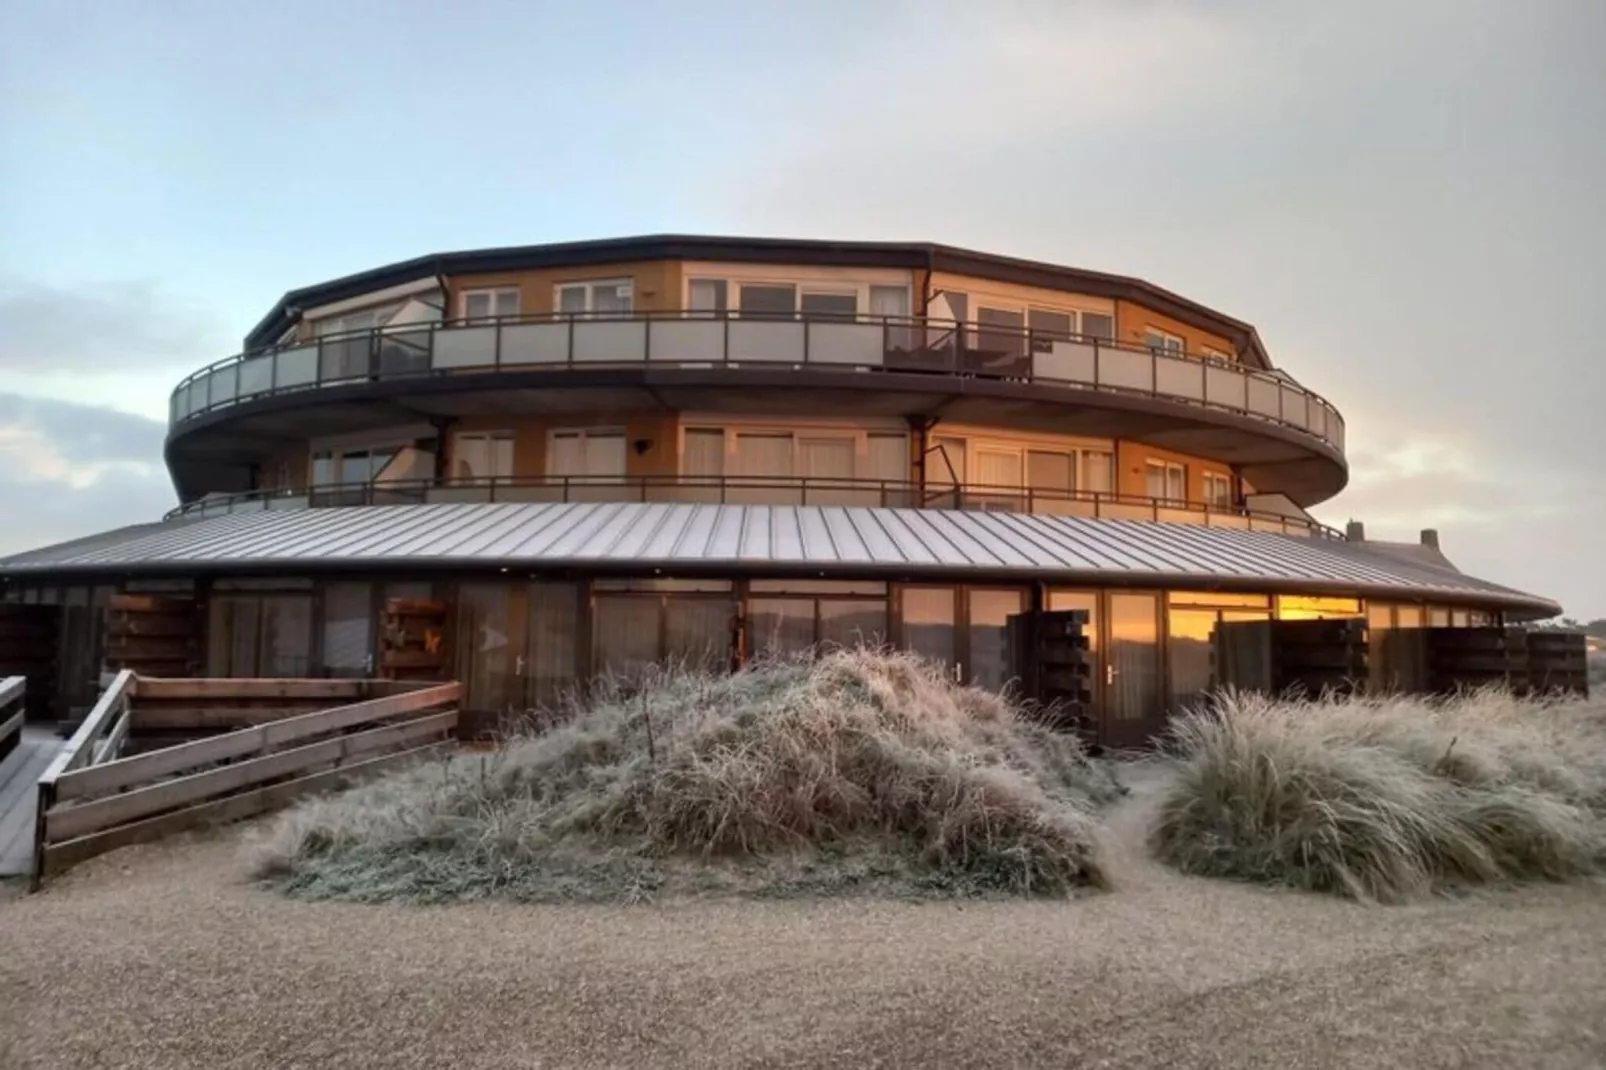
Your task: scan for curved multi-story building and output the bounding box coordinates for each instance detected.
[0,235,1557,745]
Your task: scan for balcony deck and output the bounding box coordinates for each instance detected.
[172,314,1343,444]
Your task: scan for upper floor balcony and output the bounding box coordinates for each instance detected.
[165,311,1347,504]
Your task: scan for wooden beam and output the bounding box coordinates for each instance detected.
[53,682,463,803]
[39,742,453,878]
[130,678,367,700]
[37,669,134,784]
[131,703,344,732]
[46,711,458,842]
[92,705,133,766]
[0,676,27,711]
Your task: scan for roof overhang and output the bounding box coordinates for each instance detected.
[0,503,1559,619]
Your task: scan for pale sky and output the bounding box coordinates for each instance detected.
[1,0,1602,618]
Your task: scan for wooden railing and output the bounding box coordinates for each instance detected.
[0,676,24,763]
[31,676,461,886]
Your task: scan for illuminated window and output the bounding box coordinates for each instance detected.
[1275,595,1363,621]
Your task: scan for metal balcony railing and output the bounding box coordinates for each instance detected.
[167,312,1346,455]
[163,474,1344,539]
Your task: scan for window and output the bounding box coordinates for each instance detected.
[548,429,626,477]
[1146,461,1186,503]
[1027,449,1076,497]
[1203,472,1233,508]
[1277,595,1363,621]
[1201,345,1233,362]
[976,307,1026,356]
[1143,328,1185,354]
[1081,312,1115,341]
[1027,309,1073,342]
[556,279,633,316]
[688,278,728,314]
[1082,450,1114,495]
[453,431,515,481]
[311,442,432,489]
[737,284,797,318]
[207,593,313,678]
[800,291,857,317]
[868,285,910,319]
[683,428,725,478]
[460,288,520,322]
[314,308,382,338]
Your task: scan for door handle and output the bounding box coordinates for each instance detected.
[515,655,526,676]
[1106,663,1116,685]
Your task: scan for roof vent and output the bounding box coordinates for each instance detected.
[1345,520,1365,542]
[1420,528,1440,550]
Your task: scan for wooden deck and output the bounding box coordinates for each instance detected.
[0,727,64,877]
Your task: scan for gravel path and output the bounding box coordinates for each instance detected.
[3,762,1604,1069]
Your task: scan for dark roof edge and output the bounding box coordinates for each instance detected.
[242,234,1274,368]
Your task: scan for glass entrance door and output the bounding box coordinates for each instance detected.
[1106,592,1162,749]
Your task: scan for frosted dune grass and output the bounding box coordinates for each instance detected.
[1150,688,1606,901]
[248,649,1123,903]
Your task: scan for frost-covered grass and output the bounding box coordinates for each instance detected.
[248,649,1123,903]
[1150,688,1606,901]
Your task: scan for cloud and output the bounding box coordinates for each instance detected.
[0,393,174,554]
[0,276,230,373]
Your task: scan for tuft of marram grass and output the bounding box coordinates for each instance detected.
[1149,688,1606,902]
[248,649,1123,903]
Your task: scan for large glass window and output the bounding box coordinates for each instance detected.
[748,599,816,661]
[688,278,728,313]
[748,591,888,661]
[1276,595,1363,621]
[738,284,797,318]
[900,586,956,672]
[549,429,626,478]
[592,596,661,680]
[1203,472,1233,508]
[976,307,1026,356]
[207,593,313,678]
[460,288,520,322]
[557,279,633,315]
[967,588,1026,692]
[1145,461,1186,503]
[800,291,857,317]
[665,597,736,672]
[453,432,515,482]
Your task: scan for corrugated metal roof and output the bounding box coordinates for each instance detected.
[0,503,1557,613]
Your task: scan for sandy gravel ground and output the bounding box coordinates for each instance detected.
[2,764,1604,1070]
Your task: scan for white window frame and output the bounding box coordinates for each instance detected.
[1146,460,1188,503]
[452,430,516,482]
[1202,471,1233,508]
[1200,345,1233,363]
[1143,328,1186,355]
[546,427,627,477]
[554,279,634,317]
[458,287,520,323]
[689,276,910,321]
[679,423,909,483]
